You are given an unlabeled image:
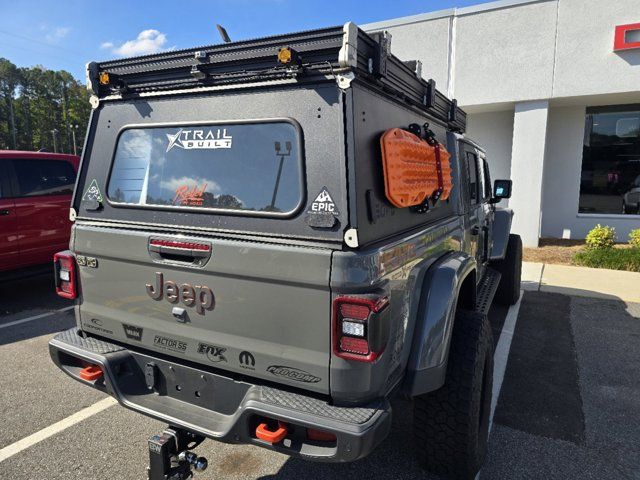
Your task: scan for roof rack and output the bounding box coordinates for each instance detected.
[87,23,466,133]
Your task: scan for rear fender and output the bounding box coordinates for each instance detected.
[402,251,477,397]
[489,208,514,261]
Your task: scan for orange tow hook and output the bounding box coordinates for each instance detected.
[255,421,288,444]
[79,364,103,381]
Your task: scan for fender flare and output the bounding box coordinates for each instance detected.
[489,208,514,261]
[402,251,477,397]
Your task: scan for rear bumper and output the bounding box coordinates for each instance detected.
[49,328,391,462]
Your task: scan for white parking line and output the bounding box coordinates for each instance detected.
[0,306,74,330]
[489,291,523,431]
[0,397,117,463]
[476,291,524,480]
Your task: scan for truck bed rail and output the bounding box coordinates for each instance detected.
[88,23,466,133]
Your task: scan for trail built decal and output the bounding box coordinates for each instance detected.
[308,187,339,215]
[166,128,232,152]
[83,179,103,203]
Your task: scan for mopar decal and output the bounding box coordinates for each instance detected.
[166,128,232,152]
[146,272,215,315]
[123,324,143,341]
[266,365,321,383]
[239,351,255,370]
[154,335,187,353]
[197,343,227,363]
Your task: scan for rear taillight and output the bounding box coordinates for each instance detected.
[54,251,77,299]
[333,296,390,362]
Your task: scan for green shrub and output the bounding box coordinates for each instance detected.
[629,229,640,249]
[585,224,616,250]
[573,248,640,272]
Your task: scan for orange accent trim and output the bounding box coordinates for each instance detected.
[256,422,288,443]
[380,128,453,208]
[79,364,103,381]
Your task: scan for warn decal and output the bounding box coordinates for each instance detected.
[146,272,215,315]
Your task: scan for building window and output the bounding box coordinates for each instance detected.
[580,105,640,215]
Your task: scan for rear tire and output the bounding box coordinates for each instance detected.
[413,309,494,480]
[493,234,522,305]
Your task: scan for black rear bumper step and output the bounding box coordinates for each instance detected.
[49,328,391,462]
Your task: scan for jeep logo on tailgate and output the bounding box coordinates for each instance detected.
[146,272,215,315]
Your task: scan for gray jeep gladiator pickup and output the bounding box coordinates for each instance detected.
[49,23,522,480]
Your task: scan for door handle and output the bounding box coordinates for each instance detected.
[0,209,10,216]
[471,226,480,236]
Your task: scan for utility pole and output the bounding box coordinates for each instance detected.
[51,128,58,153]
[71,124,79,156]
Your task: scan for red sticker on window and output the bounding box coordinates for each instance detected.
[173,183,207,206]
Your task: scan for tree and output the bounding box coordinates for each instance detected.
[0,58,91,153]
[0,59,20,149]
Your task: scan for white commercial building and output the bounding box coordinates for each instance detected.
[365,0,640,246]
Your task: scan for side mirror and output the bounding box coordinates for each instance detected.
[491,179,512,203]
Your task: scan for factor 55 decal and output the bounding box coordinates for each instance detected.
[266,365,321,383]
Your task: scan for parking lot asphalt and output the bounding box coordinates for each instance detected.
[0,271,638,479]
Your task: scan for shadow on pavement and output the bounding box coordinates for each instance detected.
[258,399,438,480]
[0,270,75,345]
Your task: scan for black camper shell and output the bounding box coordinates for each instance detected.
[76,23,466,249]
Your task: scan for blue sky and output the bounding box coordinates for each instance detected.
[0,0,492,81]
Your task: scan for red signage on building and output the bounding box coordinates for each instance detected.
[614,23,640,51]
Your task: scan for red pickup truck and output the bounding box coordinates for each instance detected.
[0,151,79,273]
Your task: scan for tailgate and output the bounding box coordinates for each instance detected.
[74,224,332,394]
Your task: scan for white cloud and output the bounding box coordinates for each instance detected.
[112,29,169,57]
[43,26,70,42]
[100,41,114,49]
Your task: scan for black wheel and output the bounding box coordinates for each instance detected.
[493,234,522,305]
[413,309,494,480]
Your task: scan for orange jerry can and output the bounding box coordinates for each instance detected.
[380,128,453,209]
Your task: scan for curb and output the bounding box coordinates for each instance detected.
[522,262,640,303]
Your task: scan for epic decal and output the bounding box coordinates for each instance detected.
[166,128,232,152]
[146,272,215,315]
[308,187,339,215]
[266,365,321,383]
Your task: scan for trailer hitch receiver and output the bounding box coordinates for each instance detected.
[147,426,207,480]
